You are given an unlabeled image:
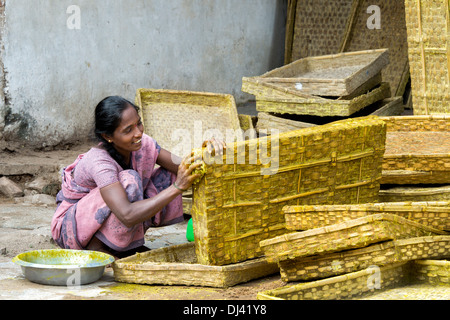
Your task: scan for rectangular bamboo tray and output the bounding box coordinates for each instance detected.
[242,82,390,117]
[405,0,450,114]
[260,213,447,264]
[381,115,450,184]
[255,97,403,134]
[283,201,450,231]
[191,116,386,266]
[278,236,450,282]
[135,88,241,157]
[112,242,279,288]
[379,185,450,203]
[257,262,409,300]
[243,49,389,97]
[411,259,450,286]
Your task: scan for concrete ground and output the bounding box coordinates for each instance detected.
[0,199,285,300]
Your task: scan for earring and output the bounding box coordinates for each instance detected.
[108,140,112,143]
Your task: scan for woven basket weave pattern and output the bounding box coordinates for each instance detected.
[260,214,447,264]
[381,115,450,184]
[135,88,241,157]
[283,201,450,231]
[379,186,450,202]
[411,260,450,286]
[257,263,409,300]
[247,49,389,97]
[287,0,409,97]
[112,243,279,288]
[405,0,450,114]
[191,116,386,266]
[246,82,391,117]
[278,236,450,282]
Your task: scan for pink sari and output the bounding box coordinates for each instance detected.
[51,134,183,252]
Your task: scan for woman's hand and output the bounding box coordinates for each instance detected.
[202,138,226,156]
[173,152,204,192]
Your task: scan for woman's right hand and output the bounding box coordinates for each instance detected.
[173,152,204,192]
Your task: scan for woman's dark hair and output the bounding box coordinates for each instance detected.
[94,96,140,169]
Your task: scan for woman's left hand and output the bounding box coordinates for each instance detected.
[202,138,226,156]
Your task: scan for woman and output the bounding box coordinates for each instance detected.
[51,96,221,258]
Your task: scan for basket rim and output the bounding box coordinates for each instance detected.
[258,262,408,298]
[260,213,447,247]
[113,242,274,272]
[283,201,450,214]
[255,48,389,79]
[136,87,237,100]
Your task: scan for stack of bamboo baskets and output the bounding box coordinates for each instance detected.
[190,116,386,266]
[256,207,450,300]
[242,49,401,135]
[253,1,450,299]
[113,1,450,298]
[380,0,450,203]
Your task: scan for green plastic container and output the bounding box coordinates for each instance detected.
[186,218,195,242]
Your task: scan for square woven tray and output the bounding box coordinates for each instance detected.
[191,116,386,266]
[135,88,241,157]
[283,201,450,231]
[112,242,278,288]
[256,96,403,134]
[242,80,390,117]
[260,213,447,264]
[278,236,450,282]
[243,49,389,97]
[381,115,450,184]
[257,262,409,300]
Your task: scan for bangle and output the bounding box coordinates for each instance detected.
[173,182,188,192]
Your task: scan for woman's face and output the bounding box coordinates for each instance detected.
[107,104,144,160]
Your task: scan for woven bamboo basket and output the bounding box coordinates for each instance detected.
[182,195,192,215]
[411,259,450,286]
[243,49,389,97]
[379,185,450,202]
[256,112,315,134]
[255,97,404,134]
[112,242,278,288]
[369,97,405,117]
[381,115,450,184]
[283,201,450,231]
[243,82,391,117]
[405,0,450,114]
[135,88,241,157]
[238,114,256,133]
[285,0,410,98]
[260,213,447,264]
[191,116,386,266]
[257,262,409,300]
[278,235,450,282]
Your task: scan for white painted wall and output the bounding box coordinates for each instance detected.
[0,0,286,147]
